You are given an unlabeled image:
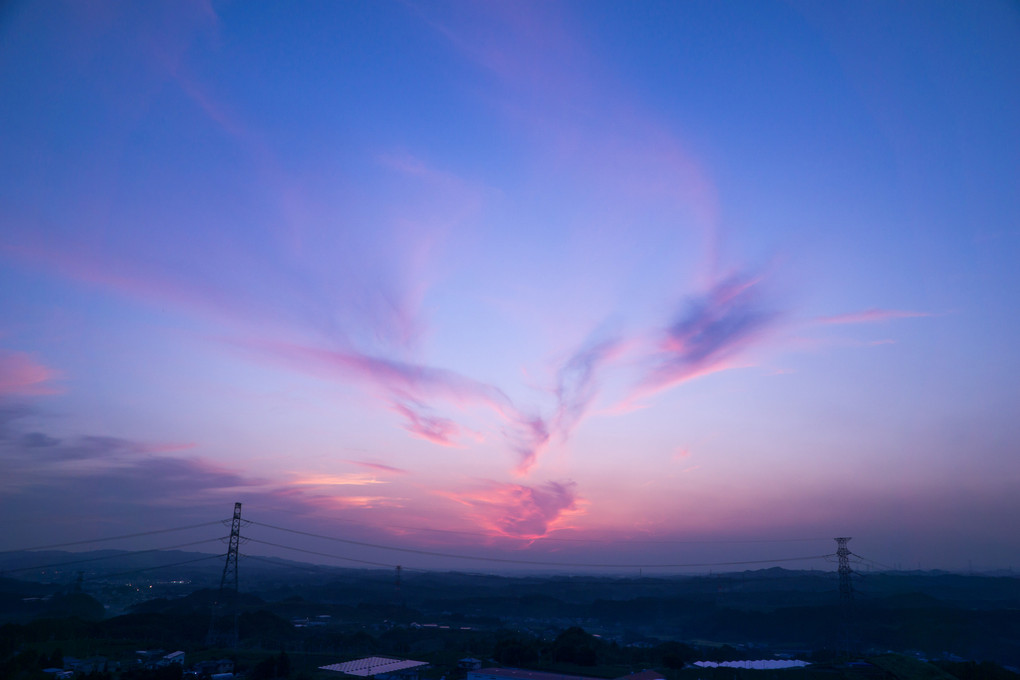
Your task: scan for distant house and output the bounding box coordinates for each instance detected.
[64,656,110,675]
[162,651,186,666]
[692,660,809,670]
[458,658,484,671]
[42,669,73,680]
[320,656,430,680]
[136,649,166,667]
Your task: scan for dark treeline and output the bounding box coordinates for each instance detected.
[2,566,1019,678]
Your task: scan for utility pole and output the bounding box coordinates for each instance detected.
[835,537,854,658]
[395,565,406,610]
[208,502,243,648]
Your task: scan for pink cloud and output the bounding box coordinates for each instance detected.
[346,460,409,475]
[289,473,386,487]
[2,241,256,329]
[390,401,464,447]
[816,308,934,325]
[507,415,551,475]
[439,480,582,539]
[247,339,553,471]
[322,495,406,510]
[250,340,513,415]
[0,351,62,396]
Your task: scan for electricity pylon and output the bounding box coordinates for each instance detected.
[835,537,854,658]
[208,502,242,648]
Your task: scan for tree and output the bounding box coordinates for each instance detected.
[493,633,539,667]
[550,627,599,666]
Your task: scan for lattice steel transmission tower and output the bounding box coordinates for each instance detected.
[220,502,243,594]
[208,502,243,648]
[835,537,854,657]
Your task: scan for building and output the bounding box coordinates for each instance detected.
[319,656,430,680]
[162,651,186,666]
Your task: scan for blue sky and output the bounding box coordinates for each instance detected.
[1,0,1018,573]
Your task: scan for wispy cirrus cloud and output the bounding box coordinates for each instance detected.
[248,341,511,411]
[346,460,409,476]
[505,414,551,475]
[549,331,624,441]
[7,232,555,471]
[390,401,466,447]
[639,271,782,395]
[439,480,582,540]
[323,496,406,510]
[816,308,934,325]
[245,339,553,470]
[289,473,386,487]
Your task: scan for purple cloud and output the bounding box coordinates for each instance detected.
[640,271,781,394]
[0,415,387,548]
[505,414,551,475]
[551,332,622,440]
[4,429,189,463]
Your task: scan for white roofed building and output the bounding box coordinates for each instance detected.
[319,656,429,680]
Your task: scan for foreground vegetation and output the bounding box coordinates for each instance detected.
[2,564,1018,680]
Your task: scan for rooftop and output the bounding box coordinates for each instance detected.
[320,657,429,677]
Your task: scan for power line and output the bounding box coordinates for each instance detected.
[850,552,895,571]
[252,513,825,545]
[2,537,228,575]
[245,523,834,569]
[243,540,399,569]
[240,553,334,573]
[0,521,226,553]
[81,554,225,583]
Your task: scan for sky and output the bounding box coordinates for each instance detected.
[1,0,1019,575]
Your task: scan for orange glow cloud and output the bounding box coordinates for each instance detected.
[439,480,583,539]
[323,495,405,510]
